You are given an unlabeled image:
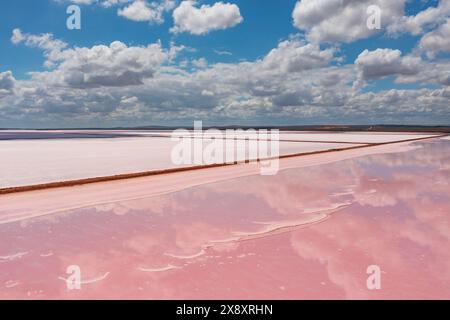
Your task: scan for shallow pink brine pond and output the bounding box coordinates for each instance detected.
[0,138,449,299]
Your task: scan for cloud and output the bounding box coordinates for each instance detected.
[192,57,208,69]
[387,0,450,36]
[348,87,450,124]
[419,19,450,59]
[354,48,422,90]
[0,71,16,91]
[171,1,243,35]
[32,41,174,88]
[0,71,16,98]
[72,0,96,4]
[54,0,130,6]
[118,0,175,24]
[57,0,97,4]
[11,28,68,67]
[12,30,180,88]
[11,28,67,52]
[261,39,336,73]
[100,0,132,7]
[292,0,406,43]
[11,28,25,44]
[1,34,357,125]
[214,49,232,56]
[396,60,450,86]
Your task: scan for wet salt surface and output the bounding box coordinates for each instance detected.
[0,138,449,299]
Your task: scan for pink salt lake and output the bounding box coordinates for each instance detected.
[0,137,449,299]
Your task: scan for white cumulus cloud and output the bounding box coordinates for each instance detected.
[388,0,450,36]
[354,48,422,89]
[261,39,336,73]
[292,0,406,43]
[118,0,175,24]
[419,19,450,59]
[171,1,243,35]
[0,71,16,98]
[11,30,183,88]
[11,28,68,67]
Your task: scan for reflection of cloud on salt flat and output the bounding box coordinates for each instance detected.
[351,175,411,208]
[356,140,450,170]
[288,153,450,298]
[289,206,450,299]
[204,165,357,216]
[94,196,171,216]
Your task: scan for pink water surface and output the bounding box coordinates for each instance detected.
[0,138,449,299]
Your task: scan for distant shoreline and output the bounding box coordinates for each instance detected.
[1,125,449,133]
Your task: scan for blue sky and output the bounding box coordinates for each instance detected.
[0,0,449,128]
